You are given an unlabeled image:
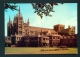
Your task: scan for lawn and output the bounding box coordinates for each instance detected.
[5,47,78,54]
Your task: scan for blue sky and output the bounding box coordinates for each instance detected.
[5,3,77,36]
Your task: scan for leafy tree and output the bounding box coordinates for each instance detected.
[4,3,18,11]
[32,3,63,19]
[4,3,63,19]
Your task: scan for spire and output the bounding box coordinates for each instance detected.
[17,6,22,17]
[25,20,26,23]
[19,6,20,15]
[9,16,10,23]
[68,25,70,28]
[27,18,29,23]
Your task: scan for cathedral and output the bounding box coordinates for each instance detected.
[6,7,77,47]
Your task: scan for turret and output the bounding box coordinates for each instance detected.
[74,26,75,29]
[19,6,20,15]
[16,6,22,17]
[27,18,29,25]
[8,16,12,26]
[27,18,29,23]
[7,16,12,36]
[68,25,70,28]
[9,16,10,23]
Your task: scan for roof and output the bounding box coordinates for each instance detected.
[29,26,57,33]
[52,35,61,36]
[60,29,68,33]
[54,24,65,26]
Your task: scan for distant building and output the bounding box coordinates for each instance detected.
[6,7,77,47]
[54,24,75,35]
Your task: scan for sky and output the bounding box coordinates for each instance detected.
[5,3,77,36]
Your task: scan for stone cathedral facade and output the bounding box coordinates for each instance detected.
[6,7,77,47]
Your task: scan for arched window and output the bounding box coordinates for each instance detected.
[43,38,45,40]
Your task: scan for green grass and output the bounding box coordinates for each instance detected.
[5,47,78,54]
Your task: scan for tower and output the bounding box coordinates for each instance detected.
[54,24,65,32]
[68,25,70,29]
[27,18,29,26]
[13,6,23,35]
[25,18,30,36]
[7,16,12,36]
[68,26,75,35]
[17,6,23,35]
[19,6,20,15]
[9,16,10,23]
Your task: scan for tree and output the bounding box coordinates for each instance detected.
[4,3,19,11]
[4,3,63,19]
[32,3,63,19]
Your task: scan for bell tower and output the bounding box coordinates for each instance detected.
[54,24,65,32]
[17,6,23,35]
